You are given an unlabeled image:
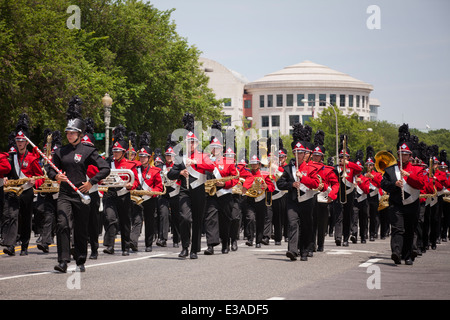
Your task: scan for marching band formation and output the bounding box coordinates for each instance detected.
[1,97,449,273]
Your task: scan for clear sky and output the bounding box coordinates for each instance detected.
[147,0,450,130]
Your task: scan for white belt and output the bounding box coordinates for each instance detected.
[317,187,331,203]
[395,166,420,205]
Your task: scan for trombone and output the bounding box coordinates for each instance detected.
[265,144,276,206]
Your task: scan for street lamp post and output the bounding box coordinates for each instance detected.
[102,93,113,157]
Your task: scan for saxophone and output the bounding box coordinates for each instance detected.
[5,175,46,196]
[205,175,239,196]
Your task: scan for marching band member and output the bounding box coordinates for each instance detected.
[158,135,181,247]
[428,147,443,250]
[230,148,251,251]
[437,151,450,242]
[166,113,215,259]
[102,125,139,257]
[351,150,370,244]
[2,114,45,256]
[277,123,320,261]
[35,130,62,253]
[204,124,238,255]
[333,134,362,247]
[49,97,110,272]
[81,118,102,259]
[135,133,164,252]
[0,148,12,245]
[265,136,287,246]
[364,146,383,241]
[242,142,275,248]
[381,124,425,265]
[311,130,339,252]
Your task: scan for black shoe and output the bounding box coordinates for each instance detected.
[335,239,341,246]
[122,249,130,256]
[190,251,198,259]
[245,240,253,246]
[145,246,152,252]
[431,244,437,250]
[89,251,98,259]
[20,249,28,256]
[300,256,308,261]
[3,246,15,256]
[274,241,281,245]
[173,242,179,248]
[130,242,138,252]
[76,264,86,272]
[286,251,297,261]
[350,235,357,244]
[54,261,68,273]
[405,259,413,265]
[103,246,114,254]
[361,239,366,244]
[231,240,238,251]
[317,246,324,252]
[391,252,401,264]
[307,251,313,257]
[255,243,261,248]
[37,243,49,253]
[159,239,167,247]
[179,247,188,258]
[342,241,349,247]
[204,246,214,255]
[221,245,229,254]
[261,237,270,245]
[370,236,375,241]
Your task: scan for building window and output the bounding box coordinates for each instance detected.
[349,95,354,107]
[261,116,269,127]
[289,115,300,126]
[297,94,305,106]
[271,115,280,127]
[319,94,326,106]
[259,95,264,108]
[224,98,232,107]
[244,100,251,109]
[276,94,283,107]
[362,96,365,109]
[302,115,312,124]
[286,94,293,107]
[340,94,345,107]
[267,95,273,107]
[308,94,315,107]
[330,94,336,106]
[223,115,231,126]
[356,95,360,108]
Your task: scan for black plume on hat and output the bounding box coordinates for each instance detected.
[8,131,16,152]
[418,141,428,163]
[128,131,137,149]
[66,96,83,121]
[211,119,223,144]
[52,130,62,150]
[182,112,195,132]
[397,123,412,150]
[291,122,303,149]
[439,150,447,163]
[15,113,30,136]
[355,149,364,165]
[366,146,375,162]
[139,131,152,155]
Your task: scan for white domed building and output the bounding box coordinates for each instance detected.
[244,60,378,136]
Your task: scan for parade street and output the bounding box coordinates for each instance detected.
[1,233,449,301]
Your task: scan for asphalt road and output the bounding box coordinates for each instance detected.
[1,232,449,303]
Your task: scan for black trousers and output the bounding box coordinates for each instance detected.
[230,194,244,242]
[389,201,419,260]
[159,195,181,244]
[286,197,314,257]
[352,199,368,241]
[313,199,329,249]
[34,193,57,246]
[130,201,143,249]
[367,196,379,238]
[205,193,234,247]
[429,202,440,246]
[103,192,132,251]
[178,186,206,252]
[379,206,390,238]
[413,202,425,253]
[2,188,34,249]
[245,197,266,245]
[55,193,90,264]
[333,191,355,242]
[142,198,157,248]
[441,198,450,240]
[88,191,100,252]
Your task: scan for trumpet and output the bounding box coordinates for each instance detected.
[98,169,135,190]
[205,175,239,196]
